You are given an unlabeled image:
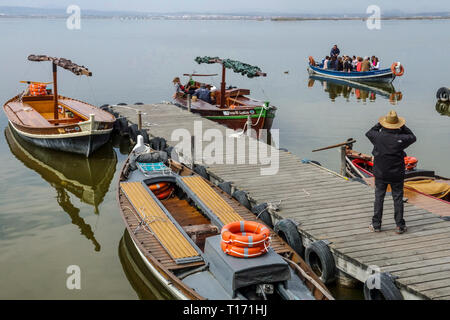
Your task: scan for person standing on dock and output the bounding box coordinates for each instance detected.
[366,110,416,234]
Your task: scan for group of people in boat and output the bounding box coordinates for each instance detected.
[172,77,215,104]
[320,45,380,72]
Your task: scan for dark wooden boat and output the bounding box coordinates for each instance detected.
[345,145,450,216]
[5,125,118,251]
[3,55,115,157]
[173,57,276,133]
[117,143,333,300]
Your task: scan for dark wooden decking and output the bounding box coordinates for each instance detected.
[112,103,450,300]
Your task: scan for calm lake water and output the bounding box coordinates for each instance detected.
[0,18,448,299]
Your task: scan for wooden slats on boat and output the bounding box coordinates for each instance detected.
[4,102,52,127]
[120,181,202,263]
[58,98,114,122]
[181,175,243,225]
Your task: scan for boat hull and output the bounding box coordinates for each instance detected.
[308,65,396,83]
[9,122,112,157]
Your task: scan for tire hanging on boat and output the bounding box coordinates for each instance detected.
[364,272,403,300]
[305,240,336,284]
[128,124,139,142]
[232,190,251,210]
[218,181,232,195]
[194,164,209,180]
[138,129,150,144]
[436,87,449,102]
[274,219,304,256]
[251,203,273,228]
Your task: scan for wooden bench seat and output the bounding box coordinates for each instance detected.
[181,176,243,225]
[5,102,52,127]
[58,98,113,122]
[120,181,202,264]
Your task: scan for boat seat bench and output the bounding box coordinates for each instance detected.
[120,181,202,264]
[5,102,52,127]
[181,176,243,225]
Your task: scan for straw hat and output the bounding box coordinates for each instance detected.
[379,110,405,129]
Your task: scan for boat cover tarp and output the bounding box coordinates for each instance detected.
[204,235,290,296]
[405,179,450,199]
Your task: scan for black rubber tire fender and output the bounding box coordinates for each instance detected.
[117,102,127,106]
[150,137,167,151]
[364,272,403,300]
[128,124,139,142]
[232,190,251,210]
[218,181,232,195]
[251,203,273,229]
[436,87,449,101]
[305,240,336,284]
[138,129,149,144]
[274,219,303,256]
[194,164,209,180]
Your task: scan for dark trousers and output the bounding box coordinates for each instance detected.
[373,178,406,229]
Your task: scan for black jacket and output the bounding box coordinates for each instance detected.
[365,123,416,182]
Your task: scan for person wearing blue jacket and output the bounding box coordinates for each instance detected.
[330,44,340,58]
[365,110,416,234]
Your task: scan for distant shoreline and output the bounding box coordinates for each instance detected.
[0,15,449,21]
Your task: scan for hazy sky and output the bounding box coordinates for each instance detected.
[0,0,449,14]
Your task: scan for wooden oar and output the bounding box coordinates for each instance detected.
[20,81,53,84]
[312,139,356,152]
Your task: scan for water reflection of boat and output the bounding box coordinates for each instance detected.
[5,125,118,251]
[435,101,450,117]
[118,230,175,300]
[308,75,403,104]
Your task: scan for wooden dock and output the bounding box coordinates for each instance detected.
[111,102,450,300]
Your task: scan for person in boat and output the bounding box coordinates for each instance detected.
[328,56,337,70]
[371,56,380,70]
[194,84,212,103]
[322,56,330,69]
[352,56,358,71]
[172,77,186,98]
[330,44,340,58]
[356,57,363,72]
[337,57,344,71]
[343,56,353,72]
[366,110,417,234]
[361,56,371,72]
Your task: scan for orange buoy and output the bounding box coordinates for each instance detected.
[221,221,270,258]
[391,62,404,76]
[404,156,418,171]
[156,187,174,200]
[308,56,316,66]
[221,241,268,258]
[149,182,170,192]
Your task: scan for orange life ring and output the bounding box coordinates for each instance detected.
[156,187,174,200]
[149,182,170,192]
[308,56,316,66]
[221,221,270,248]
[391,62,404,76]
[221,241,268,258]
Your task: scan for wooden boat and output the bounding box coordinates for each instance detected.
[307,59,404,83]
[345,145,450,211]
[117,140,333,300]
[3,55,115,157]
[308,74,403,103]
[173,57,276,133]
[4,125,117,251]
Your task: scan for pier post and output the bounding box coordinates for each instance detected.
[187,94,191,112]
[137,110,142,130]
[340,146,347,176]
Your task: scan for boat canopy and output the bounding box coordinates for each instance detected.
[195,56,266,78]
[28,54,92,76]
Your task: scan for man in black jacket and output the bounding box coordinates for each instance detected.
[365,110,416,234]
